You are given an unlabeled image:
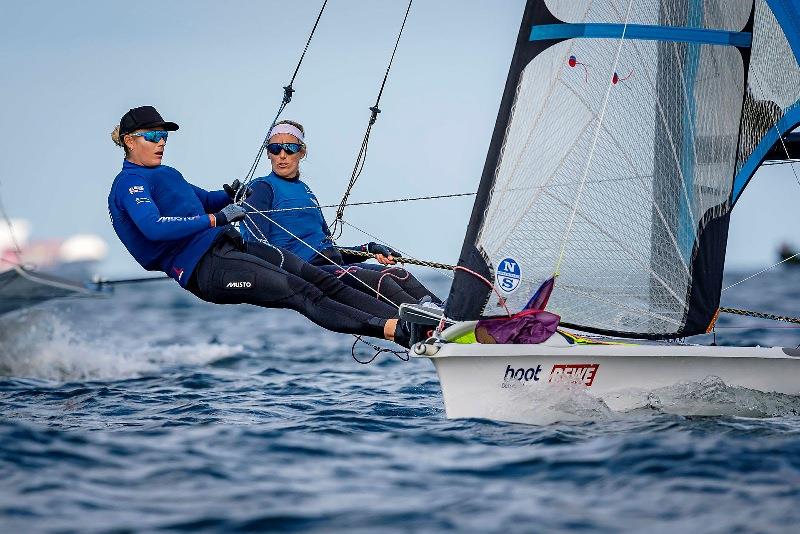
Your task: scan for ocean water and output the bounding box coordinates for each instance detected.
[2,269,800,533]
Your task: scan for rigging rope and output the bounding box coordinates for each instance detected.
[335,248,455,271]
[329,0,414,238]
[553,0,634,276]
[336,218,454,279]
[762,158,800,166]
[722,253,800,292]
[723,128,800,292]
[237,0,329,201]
[245,190,476,216]
[773,125,800,190]
[241,200,404,309]
[0,179,23,256]
[719,306,800,325]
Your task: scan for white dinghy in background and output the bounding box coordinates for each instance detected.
[403,0,800,424]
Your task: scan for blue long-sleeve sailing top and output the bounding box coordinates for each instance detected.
[108,160,230,286]
[239,173,333,262]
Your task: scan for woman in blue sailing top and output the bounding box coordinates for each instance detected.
[108,106,411,346]
[240,120,441,307]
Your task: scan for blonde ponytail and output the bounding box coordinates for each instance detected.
[111,125,131,156]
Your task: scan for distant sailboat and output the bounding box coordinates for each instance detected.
[404,0,800,423]
[0,219,104,317]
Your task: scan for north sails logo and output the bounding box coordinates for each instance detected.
[226,281,252,288]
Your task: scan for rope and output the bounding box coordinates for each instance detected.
[772,123,800,189]
[453,265,511,318]
[0,179,23,256]
[375,266,410,300]
[240,210,286,269]
[241,200,403,310]
[719,122,800,293]
[553,0,633,276]
[245,191,476,216]
[720,306,800,325]
[92,275,169,286]
[336,219,455,280]
[351,335,409,364]
[335,248,455,271]
[722,253,800,292]
[762,158,800,166]
[330,0,414,237]
[237,0,329,200]
[7,264,98,296]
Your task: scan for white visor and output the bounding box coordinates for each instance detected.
[268,123,304,143]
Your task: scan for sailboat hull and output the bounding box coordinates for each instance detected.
[417,342,800,423]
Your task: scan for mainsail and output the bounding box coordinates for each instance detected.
[445,0,800,338]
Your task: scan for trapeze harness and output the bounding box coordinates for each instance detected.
[108,160,399,341]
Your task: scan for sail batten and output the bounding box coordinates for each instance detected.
[445,0,799,339]
[530,23,752,47]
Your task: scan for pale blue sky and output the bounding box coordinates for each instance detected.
[0,0,797,277]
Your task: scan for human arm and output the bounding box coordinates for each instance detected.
[119,177,213,241]
[339,242,401,265]
[190,184,231,213]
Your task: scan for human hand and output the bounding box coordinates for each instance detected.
[365,242,401,265]
[213,204,247,226]
[223,179,252,200]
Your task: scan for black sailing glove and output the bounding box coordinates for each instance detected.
[362,242,402,258]
[213,204,246,226]
[223,179,252,201]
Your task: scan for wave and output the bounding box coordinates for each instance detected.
[483,375,800,425]
[0,309,243,382]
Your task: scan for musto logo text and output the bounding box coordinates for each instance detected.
[503,363,599,387]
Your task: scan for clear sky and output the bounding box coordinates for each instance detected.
[0,0,797,277]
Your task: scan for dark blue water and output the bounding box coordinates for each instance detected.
[3,269,800,532]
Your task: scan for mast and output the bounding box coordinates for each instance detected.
[445,1,560,322]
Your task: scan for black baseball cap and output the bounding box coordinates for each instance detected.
[119,106,179,136]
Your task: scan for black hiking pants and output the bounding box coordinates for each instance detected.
[187,232,397,339]
[315,263,441,307]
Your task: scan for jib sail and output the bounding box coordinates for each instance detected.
[445,0,800,339]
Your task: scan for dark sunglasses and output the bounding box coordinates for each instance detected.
[129,130,169,143]
[266,142,303,155]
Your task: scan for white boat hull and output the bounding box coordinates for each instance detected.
[416,340,800,423]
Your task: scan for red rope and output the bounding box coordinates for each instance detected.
[375,266,410,300]
[453,265,512,318]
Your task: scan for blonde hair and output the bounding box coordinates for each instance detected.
[111,125,131,157]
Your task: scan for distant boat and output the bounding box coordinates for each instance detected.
[0,219,105,316]
[778,243,800,266]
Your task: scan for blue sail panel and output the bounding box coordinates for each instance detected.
[530,23,752,47]
[731,0,800,205]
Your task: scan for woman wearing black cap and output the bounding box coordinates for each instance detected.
[108,106,411,346]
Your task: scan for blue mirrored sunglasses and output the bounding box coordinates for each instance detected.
[266,142,303,155]
[130,130,169,143]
